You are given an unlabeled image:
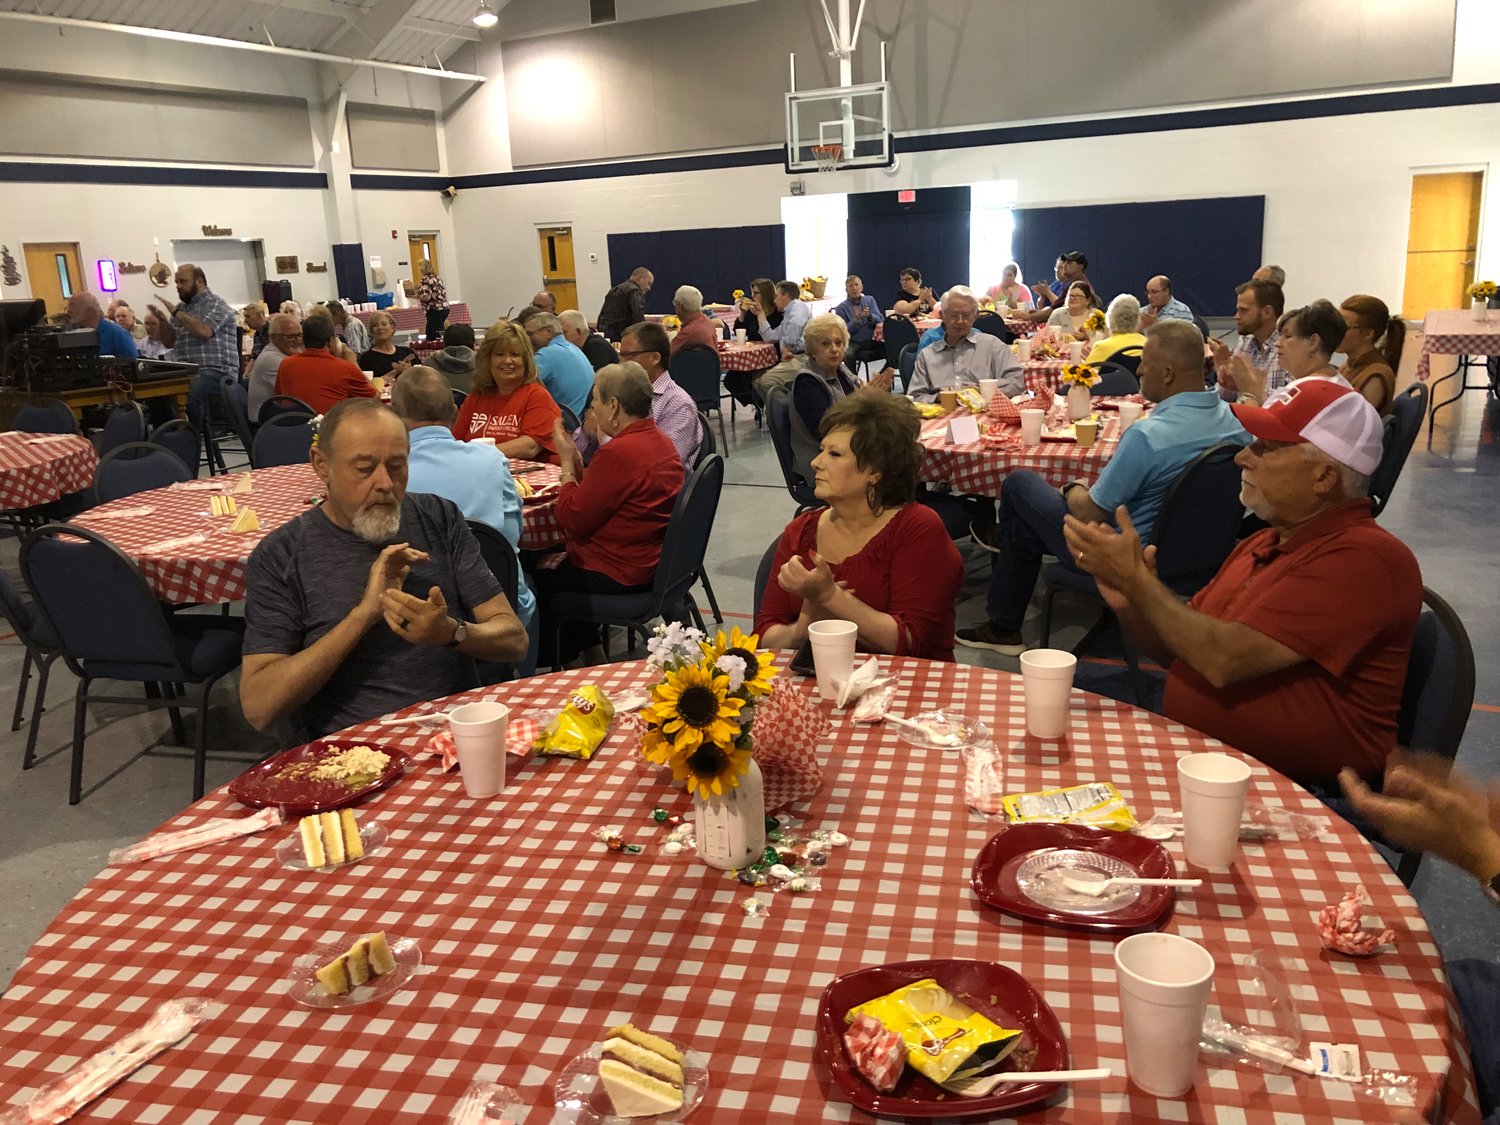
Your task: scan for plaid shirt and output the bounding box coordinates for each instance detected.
[1219,327,1287,400]
[167,288,239,378]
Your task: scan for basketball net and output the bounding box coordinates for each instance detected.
[811,143,843,174]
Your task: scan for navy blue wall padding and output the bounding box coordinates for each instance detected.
[846,187,971,311]
[606,225,785,316]
[331,243,365,305]
[1012,196,1264,318]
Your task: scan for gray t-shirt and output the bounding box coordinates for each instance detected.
[243,492,500,743]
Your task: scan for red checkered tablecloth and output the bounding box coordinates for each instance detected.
[351,303,472,335]
[0,659,1476,1123]
[509,460,563,550]
[715,339,778,372]
[919,403,1121,496]
[71,462,562,602]
[0,433,97,510]
[1023,356,1069,396]
[1414,308,1500,380]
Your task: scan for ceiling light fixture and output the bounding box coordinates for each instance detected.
[472,2,499,29]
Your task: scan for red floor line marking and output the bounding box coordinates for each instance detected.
[1474,703,1500,714]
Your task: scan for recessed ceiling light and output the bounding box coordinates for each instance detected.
[472,1,499,28]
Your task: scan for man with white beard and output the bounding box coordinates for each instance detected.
[239,399,527,742]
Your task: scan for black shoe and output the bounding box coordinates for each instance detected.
[955,622,1026,655]
[969,520,1000,553]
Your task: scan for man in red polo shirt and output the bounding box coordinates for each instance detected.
[1061,380,1420,789]
[275,312,377,415]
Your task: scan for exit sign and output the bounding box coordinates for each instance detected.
[897,189,916,204]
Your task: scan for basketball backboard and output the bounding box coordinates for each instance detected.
[785,82,892,174]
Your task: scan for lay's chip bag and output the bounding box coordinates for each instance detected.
[534,685,615,759]
[846,979,1023,1088]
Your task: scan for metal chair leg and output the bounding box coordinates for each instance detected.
[1039,588,1058,647]
[162,681,187,744]
[192,679,218,801]
[69,678,90,805]
[696,569,723,625]
[22,654,54,770]
[12,647,32,732]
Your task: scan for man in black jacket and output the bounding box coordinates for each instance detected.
[596,266,653,340]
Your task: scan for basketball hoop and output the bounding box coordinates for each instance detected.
[811,143,843,173]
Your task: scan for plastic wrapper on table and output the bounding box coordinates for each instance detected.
[447,1081,522,1124]
[962,743,1005,818]
[108,806,283,865]
[1318,885,1396,956]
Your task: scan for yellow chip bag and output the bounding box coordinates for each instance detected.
[1000,780,1138,831]
[955,387,986,414]
[846,979,1023,1087]
[534,685,615,759]
[910,400,945,419]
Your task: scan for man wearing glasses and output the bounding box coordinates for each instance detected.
[1138,275,1195,329]
[607,321,702,467]
[248,312,304,421]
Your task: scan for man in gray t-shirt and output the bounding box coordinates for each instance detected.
[240,399,528,743]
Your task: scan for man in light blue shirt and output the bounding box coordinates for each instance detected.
[754,280,811,357]
[390,367,536,630]
[526,313,594,421]
[957,321,1248,655]
[1139,275,1195,329]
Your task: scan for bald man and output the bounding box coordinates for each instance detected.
[1138,276,1194,329]
[531,290,557,314]
[67,292,137,359]
[1253,264,1286,288]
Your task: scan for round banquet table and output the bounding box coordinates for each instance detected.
[0,432,97,511]
[0,659,1478,1123]
[67,462,563,604]
[715,338,778,372]
[919,400,1129,497]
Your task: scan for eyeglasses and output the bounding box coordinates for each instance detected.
[618,349,655,359]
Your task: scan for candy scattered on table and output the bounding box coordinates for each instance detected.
[593,826,643,855]
[741,896,770,918]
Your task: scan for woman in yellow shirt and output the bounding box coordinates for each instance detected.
[1085,294,1147,365]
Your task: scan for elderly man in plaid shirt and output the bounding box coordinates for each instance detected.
[148,263,240,431]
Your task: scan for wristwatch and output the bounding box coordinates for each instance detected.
[1483,871,1500,908]
[444,617,468,649]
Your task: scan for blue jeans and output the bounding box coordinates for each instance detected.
[985,470,1087,631]
[186,369,226,431]
[1450,959,1500,1118]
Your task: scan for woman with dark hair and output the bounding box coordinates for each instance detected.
[755,393,963,661]
[1236,299,1353,405]
[1339,294,1405,416]
[1045,280,1102,338]
[722,277,782,408]
[892,267,936,316]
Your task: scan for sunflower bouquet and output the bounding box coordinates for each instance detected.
[1061,363,1101,388]
[661,314,682,331]
[641,624,778,798]
[1469,280,1497,301]
[1084,309,1107,334]
[732,288,746,301]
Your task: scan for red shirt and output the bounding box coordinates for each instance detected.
[754,504,963,661]
[669,311,721,357]
[452,382,561,462]
[1163,500,1421,786]
[274,349,376,414]
[553,418,684,586]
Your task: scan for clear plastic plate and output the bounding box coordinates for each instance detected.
[274,819,388,872]
[554,1042,710,1124]
[893,710,986,750]
[285,933,421,1009]
[1014,848,1143,915]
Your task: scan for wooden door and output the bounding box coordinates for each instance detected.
[1402,172,1483,320]
[22,242,84,316]
[538,227,578,312]
[408,233,440,292]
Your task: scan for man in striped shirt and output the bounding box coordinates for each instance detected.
[1208,278,1287,403]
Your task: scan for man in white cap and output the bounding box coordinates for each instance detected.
[1061,380,1419,791]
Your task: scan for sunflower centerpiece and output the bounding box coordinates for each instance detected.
[641,624,778,869]
[1061,363,1100,420]
[1083,308,1107,336]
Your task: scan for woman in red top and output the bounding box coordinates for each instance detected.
[755,394,963,661]
[537,362,686,666]
[452,320,560,462]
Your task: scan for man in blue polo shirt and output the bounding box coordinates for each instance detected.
[390,366,536,630]
[833,274,884,369]
[957,320,1248,655]
[67,292,137,359]
[526,312,594,421]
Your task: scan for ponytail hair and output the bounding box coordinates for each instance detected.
[1340,294,1405,371]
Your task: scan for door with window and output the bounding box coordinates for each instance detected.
[1402,171,1484,320]
[22,242,84,316]
[537,227,577,312]
[408,233,440,294]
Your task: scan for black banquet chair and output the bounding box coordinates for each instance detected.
[13,399,80,435]
[0,564,63,772]
[1091,362,1140,396]
[259,395,317,424]
[220,375,256,467]
[974,309,1015,344]
[669,344,729,450]
[21,524,247,803]
[881,315,918,371]
[548,453,725,671]
[99,401,147,455]
[93,441,193,505]
[251,413,315,469]
[465,518,523,685]
[765,385,819,512]
[1369,382,1428,517]
[149,419,202,479]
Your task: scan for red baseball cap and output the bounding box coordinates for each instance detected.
[1230,379,1383,475]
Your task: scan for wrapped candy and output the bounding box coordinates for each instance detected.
[1318,886,1395,956]
[534,686,615,759]
[844,1013,905,1092]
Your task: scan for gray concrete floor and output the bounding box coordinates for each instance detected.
[2,349,1496,990]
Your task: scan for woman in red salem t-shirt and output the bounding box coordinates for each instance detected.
[451,320,561,462]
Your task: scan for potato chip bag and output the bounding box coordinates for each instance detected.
[534,686,615,759]
[955,387,987,414]
[846,979,1023,1087]
[1000,781,1138,831]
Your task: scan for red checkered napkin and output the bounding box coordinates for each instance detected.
[752,683,829,812]
[423,720,542,771]
[844,1013,905,1092]
[987,393,1024,425]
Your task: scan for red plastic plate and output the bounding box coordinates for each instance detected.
[229,740,409,815]
[970,822,1176,935]
[815,959,1068,1119]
